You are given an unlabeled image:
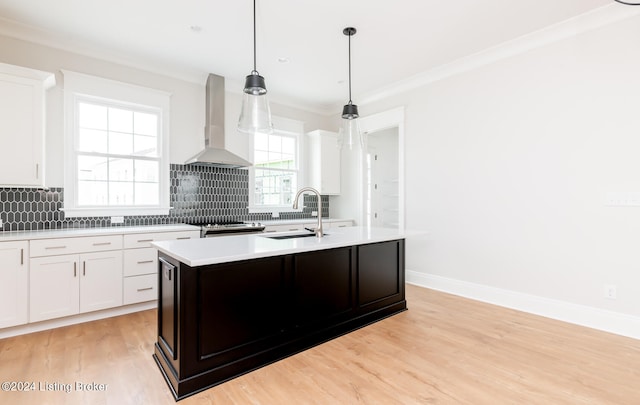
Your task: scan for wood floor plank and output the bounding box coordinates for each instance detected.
[1,284,639,404]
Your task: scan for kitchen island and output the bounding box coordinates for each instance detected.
[151,227,406,400]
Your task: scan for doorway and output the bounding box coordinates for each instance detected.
[365,128,399,228]
[359,107,405,231]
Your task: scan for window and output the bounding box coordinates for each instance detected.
[249,117,304,212]
[63,71,171,217]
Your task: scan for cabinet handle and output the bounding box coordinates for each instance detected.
[176,237,191,240]
[137,287,153,292]
[137,260,154,264]
[21,248,24,265]
[36,163,39,179]
[92,242,111,246]
[74,262,77,277]
[289,228,299,231]
[137,239,153,243]
[83,261,86,276]
[45,245,67,250]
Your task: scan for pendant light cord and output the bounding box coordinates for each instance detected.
[348,30,353,105]
[614,0,640,4]
[252,0,257,74]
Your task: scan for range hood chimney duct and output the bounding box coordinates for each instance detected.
[185,73,252,168]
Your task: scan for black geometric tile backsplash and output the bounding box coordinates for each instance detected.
[0,164,329,231]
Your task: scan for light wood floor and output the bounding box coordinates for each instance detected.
[1,284,639,404]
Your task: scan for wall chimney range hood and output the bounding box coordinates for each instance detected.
[185,73,252,168]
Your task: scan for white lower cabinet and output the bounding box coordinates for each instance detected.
[29,234,124,323]
[30,250,123,322]
[122,230,199,305]
[80,251,123,313]
[0,241,29,328]
[30,254,80,322]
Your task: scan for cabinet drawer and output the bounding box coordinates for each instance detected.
[124,274,157,305]
[30,235,123,257]
[123,231,199,249]
[123,248,157,277]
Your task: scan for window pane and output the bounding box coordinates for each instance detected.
[254,168,296,206]
[268,135,281,153]
[135,160,158,182]
[134,112,158,136]
[135,183,159,205]
[78,181,107,206]
[134,135,158,157]
[254,150,269,165]
[79,103,107,130]
[78,156,108,181]
[109,158,134,181]
[78,128,108,153]
[108,107,133,133]
[109,131,134,155]
[282,137,295,155]
[109,182,133,205]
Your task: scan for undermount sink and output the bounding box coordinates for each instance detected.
[263,233,328,240]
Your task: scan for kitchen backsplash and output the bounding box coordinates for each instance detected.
[0,164,329,231]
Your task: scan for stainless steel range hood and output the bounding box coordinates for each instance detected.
[185,73,252,168]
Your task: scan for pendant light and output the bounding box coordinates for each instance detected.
[238,0,273,134]
[339,27,365,150]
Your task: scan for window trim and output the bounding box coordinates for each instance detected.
[248,116,305,214]
[62,70,171,217]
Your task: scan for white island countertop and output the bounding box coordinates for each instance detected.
[152,226,406,267]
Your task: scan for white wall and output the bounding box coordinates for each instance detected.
[0,34,331,187]
[360,13,640,330]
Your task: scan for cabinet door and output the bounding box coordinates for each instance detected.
[80,251,123,313]
[196,256,290,366]
[0,73,45,187]
[30,254,79,322]
[0,241,28,328]
[293,247,354,329]
[357,240,404,310]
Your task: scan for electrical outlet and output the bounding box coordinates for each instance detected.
[311,211,318,217]
[604,284,617,300]
[110,216,124,224]
[271,211,280,218]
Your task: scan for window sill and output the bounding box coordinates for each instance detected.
[61,207,171,218]
[247,206,303,215]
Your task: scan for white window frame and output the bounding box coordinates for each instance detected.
[248,116,305,214]
[62,70,171,217]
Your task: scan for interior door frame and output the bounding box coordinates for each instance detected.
[359,107,405,232]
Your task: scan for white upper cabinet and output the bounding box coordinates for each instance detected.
[0,63,55,188]
[307,130,341,195]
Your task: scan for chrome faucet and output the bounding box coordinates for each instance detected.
[293,187,324,238]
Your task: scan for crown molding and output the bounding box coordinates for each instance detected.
[357,4,640,108]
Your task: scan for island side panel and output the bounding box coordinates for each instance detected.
[292,246,355,331]
[357,239,406,312]
[196,256,292,369]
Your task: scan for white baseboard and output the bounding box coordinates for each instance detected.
[0,301,157,339]
[406,270,640,340]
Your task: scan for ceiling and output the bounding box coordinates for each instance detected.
[0,0,616,113]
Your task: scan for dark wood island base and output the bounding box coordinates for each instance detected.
[153,239,406,401]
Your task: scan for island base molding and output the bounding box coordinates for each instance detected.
[153,239,406,400]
